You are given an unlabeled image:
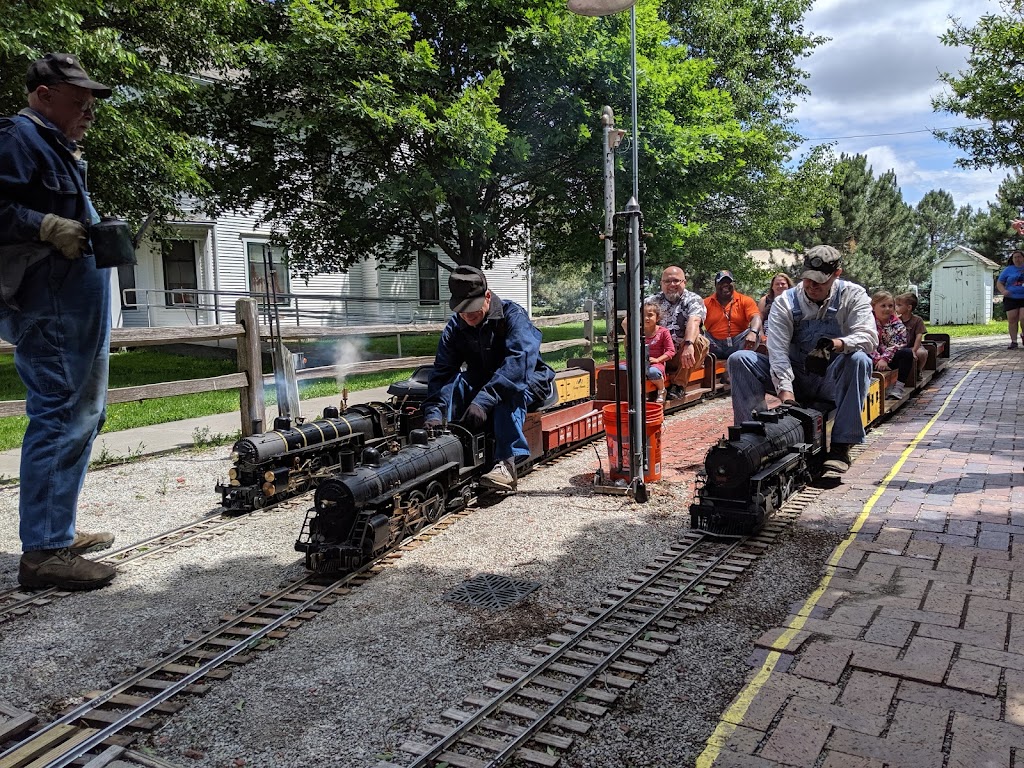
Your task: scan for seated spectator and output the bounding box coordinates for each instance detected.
[703,270,762,360]
[642,299,675,404]
[870,291,912,399]
[650,265,709,399]
[894,292,929,380]
[757,272,794,326]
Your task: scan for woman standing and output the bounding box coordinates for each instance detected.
[997,250,1024,349]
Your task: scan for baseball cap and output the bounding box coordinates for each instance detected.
[26,53,112,98]
[449,265,488,312]
[800,245,842,283]
[714,270,734,284]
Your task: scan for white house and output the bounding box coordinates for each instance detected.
[112,206,531,330]
[929,245,1001,325]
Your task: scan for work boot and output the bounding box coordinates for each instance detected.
[19,548,116,591]
[823,443,853,474]
[70,530,114,555]
[666,384,684,401]
[479,459,517,492]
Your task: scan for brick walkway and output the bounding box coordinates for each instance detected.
[696,345,1024,768]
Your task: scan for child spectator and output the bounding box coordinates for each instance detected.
[871,291,910,399]
[643,299,675,404]
[895,292,929,378]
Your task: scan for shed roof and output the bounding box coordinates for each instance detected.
[935,245,1002,270]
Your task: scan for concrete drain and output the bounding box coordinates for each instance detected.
[443,573,541,610]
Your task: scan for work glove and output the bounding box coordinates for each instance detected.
[460,403,489,431]
[40,214,88,260]
[804,337,834,377]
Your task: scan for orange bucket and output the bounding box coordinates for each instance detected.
[602,402,664,483]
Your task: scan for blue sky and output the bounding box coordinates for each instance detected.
[793,0,1009,211]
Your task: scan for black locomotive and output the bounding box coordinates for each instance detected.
[690,404,827,536]
[215,403,404,513]
[295,424,488,571]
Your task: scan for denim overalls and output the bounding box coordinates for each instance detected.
[728,282,872,444]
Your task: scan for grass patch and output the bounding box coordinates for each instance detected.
[928,321,1008,338]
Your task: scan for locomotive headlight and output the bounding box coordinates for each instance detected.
[230,451,239,462]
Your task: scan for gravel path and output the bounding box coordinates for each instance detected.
[0,403,849,768]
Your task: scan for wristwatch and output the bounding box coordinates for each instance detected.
[682,339,694,347]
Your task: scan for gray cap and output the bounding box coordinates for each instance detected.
[800,245,842,283]
[27,53,112,98]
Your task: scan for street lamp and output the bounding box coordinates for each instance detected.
[568,0,647,501]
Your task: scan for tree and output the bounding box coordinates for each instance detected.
[204,0,805,277]
[0,0,249,231]
[933,0,1024,168]
[913,190,971,269]
[967,170,1024,260]
[657,0,831,278]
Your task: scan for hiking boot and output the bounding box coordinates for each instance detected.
[19,548,116,591]
[823,443,853,474]
[70,530,114,555]
[479,459,517,492]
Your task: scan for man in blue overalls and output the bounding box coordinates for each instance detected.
[727,245,877,473]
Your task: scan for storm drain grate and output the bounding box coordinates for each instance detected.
[443,573,541,611]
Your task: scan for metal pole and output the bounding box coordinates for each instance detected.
[602,107,622,359]
[629,6,639,201]
[624,197,647,502]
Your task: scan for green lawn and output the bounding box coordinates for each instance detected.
[0,316,1003,453]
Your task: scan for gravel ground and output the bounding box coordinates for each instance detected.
[0,402,849,768]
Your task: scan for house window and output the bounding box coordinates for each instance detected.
[418,251,440,305]
[247,242,290,304]
[118,264,137,309]
[162,240,198,306]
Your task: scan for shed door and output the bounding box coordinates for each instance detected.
[942,266,972,324]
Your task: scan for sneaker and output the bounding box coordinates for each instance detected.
[886,383,905,400]
[19,548,116,591]
[1010,342,1020,350]
[70,530,114,555]
[655,391,666,404]
[479,460,517,492]
[823,443,852,474]
[666,384,684,401]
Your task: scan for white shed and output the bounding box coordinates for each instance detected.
[929,245,1001,325]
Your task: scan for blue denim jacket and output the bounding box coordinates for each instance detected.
[424,294,555,418]
[0,109,97,250]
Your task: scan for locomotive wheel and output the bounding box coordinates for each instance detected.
[424,481,447,522]
[252,493,267,510]
[402,490,427,536]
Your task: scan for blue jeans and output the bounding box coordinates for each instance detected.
[433,373,529,462]
[0,256,110,552]
[728,349,872,445]
[707,330,750,360]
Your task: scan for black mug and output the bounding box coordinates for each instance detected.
[90,218,137,269]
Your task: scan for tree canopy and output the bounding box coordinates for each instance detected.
[933,0,1024,170]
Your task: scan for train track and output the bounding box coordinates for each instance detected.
[0,507,475,768]
[389,488,824,768]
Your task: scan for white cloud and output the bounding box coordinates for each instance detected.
[793,0,1009,209]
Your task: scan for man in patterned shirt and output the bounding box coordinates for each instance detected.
[651,265,708,399]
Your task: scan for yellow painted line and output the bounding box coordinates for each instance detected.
[696,356,988,766]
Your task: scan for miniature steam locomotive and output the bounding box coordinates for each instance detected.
[690,404,827,536]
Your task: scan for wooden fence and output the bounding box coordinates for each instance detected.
[0,299,596,436]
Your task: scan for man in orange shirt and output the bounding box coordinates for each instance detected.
[703,270,762,360]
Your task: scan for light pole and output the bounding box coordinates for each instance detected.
[568,0,647,501]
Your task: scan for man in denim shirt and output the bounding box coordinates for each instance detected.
[0,54,117,590]
[423,266,555,494]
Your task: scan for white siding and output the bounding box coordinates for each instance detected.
[126,203,534,328]
[929,246,999,325]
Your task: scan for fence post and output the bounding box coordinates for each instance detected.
[236,298,265,436]
[583,299,594,356]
